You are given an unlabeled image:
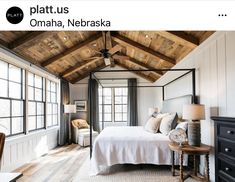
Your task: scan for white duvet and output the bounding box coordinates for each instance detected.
[90,126,177,175]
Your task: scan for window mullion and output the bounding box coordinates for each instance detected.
[25,70,29,134]
[112,88,115,123]
[45,79,48,129]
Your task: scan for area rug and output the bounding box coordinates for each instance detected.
[74,156,196,182]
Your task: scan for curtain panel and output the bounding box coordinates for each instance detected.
[88,79,100,132]
[127,78,138,126]
[59,79,70,145]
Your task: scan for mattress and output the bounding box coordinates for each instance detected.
[90,126,175,175]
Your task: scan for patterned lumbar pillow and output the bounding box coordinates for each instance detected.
[144,117,162,133]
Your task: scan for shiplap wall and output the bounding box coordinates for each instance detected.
[155,31,235,182]
[1,128,58,172]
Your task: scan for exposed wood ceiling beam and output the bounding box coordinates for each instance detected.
[70,63,106,84]
[60,57,102,77]
[41,32,102,67]
[157,31,199,48]
[0,39,9,48]
[116,53,163,76]
[111,32,176,65]
[9,31,48,49]
[115,61,155,82]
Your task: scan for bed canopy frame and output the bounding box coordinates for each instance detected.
[89,68,196,157]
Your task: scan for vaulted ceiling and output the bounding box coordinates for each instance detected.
[0,31,214,83]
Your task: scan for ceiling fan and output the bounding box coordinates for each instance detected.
[88,31,129,67]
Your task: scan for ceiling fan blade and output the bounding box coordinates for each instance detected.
[83,56,102,60]
[87,45,102,55]
[108,44,122,55]
[112,54,129,61]
[106,31,112,50]
[102,32,106,49]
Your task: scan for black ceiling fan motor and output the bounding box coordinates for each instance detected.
[100,49,110,58]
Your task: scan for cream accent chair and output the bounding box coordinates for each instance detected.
[71,119,98,146]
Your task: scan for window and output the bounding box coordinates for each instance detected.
[0,60,24,136]
[28,73,45,131]
[0,59,59,137]
[114,88,128,122]
[99,87,128,129]
[47,80,58,127]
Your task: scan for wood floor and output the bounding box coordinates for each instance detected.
[14,144,89,182]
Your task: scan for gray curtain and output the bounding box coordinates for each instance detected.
[88,79,100,132]
[127,78,138,126]
[59,79,70,145]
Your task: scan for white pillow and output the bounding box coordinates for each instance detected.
[159,114,176,135]
[176,122,188,131]
[156,113,169,119]
[144,117,162,133]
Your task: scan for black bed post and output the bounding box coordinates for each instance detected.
[89,72,93,158]
[162,86,165,101]
[192,69,196,104]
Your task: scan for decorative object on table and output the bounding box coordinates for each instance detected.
[148,107,158,117]
[183,104,205,146]
[74,100,87,112]
[64,104,76,144]
[169,128,187,146]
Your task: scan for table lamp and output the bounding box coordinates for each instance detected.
[183,104,205,146]
[64,104,76,144]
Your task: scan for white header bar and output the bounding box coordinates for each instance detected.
[0,0,234,30]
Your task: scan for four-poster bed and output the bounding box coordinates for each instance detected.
[88,68,197,175]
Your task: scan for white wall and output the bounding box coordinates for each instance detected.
[154,31,235,181]
[70,66,158,126]
[1,128,58,172]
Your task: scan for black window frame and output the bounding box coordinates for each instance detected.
[114,88,128,123]
[99,87,128,125]
[46,80,58,127]
[0,61,25,136]
[27,72,46,132]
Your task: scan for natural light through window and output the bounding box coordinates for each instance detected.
[99,86,128,129]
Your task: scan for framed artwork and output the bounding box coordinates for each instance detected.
[74,100,87,112]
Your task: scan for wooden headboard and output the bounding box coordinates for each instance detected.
[161,95,193,118]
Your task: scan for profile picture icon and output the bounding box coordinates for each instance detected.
[6,6,24,24]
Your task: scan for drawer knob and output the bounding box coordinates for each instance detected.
[227,130,234,134]
[225,167,230,171]
[225,148,231,152]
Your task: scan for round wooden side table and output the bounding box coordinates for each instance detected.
[168,142,211,182]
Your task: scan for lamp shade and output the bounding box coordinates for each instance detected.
[64,104,76,113]
[148,107,158,116]
[182,104,205,120]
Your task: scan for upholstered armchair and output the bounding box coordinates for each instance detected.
[71,119,98,146]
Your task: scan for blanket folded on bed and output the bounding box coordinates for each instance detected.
[90,126,187,175]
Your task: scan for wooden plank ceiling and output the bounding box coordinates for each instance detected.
[0,31,214,83]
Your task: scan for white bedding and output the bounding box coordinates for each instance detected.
[90,126,177,175]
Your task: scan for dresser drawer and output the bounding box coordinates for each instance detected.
[219,125,235,140]
[219,159,235,178]
[219,140,235,159]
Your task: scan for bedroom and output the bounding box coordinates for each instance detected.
[0,30,234,182]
